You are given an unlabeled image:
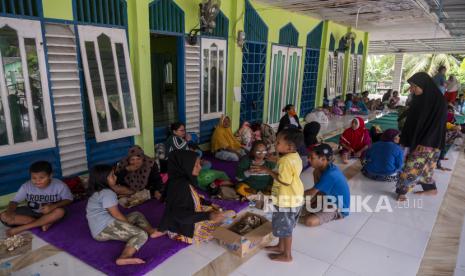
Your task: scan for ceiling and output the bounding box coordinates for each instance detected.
[255,0,465,54]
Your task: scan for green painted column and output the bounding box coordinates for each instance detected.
[226,0,245,131]
[127,0,154,155]
[315,21,330,107]
[42,0,73,20]
[342,27,351,99]
[361,32,370,92]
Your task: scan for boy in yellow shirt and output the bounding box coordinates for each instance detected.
[252,128,304,262]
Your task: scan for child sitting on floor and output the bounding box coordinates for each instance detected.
[236,141,275,198]
[86,165,161,266]
[302,143,350,226]
[1,161,73,236]
[252,128,304,262]
[340,117,372,164]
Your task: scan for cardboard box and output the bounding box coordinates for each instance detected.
[213,212,273,258]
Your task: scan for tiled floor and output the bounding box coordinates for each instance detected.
[1,111,464,276]
[455,214,465,276]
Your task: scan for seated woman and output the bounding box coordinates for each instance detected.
[302,144,350,227]
[332,97,344,116]
[165,122,191,154]
[362,129,404,182]
[115,146,164,200]
[236,141,275,198]
[86,165,160,266]
[355,96,369,115]
[235,121,254,151]
[344,94,367,115]
[344,93,356,114]
[278,104,302,133]
[304,121,321,152]
[157,150,228,244]
[340,117,372,164]
[211,116,245,162]
[381,89,392,103]
[388,91,401,109]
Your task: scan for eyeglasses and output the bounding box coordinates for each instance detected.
[255,151,268,154]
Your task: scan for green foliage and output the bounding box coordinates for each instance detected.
[366,53,465,95]
[402,53,462,80]
[365,55,394,82]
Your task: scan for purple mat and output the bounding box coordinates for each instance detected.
[31,198,247,276]
[203,153,239,181]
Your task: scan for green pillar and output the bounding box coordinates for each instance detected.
[127,0,154,155]
[361,32,370,92]
[226,0,245,131]
[342,27,351,99]
[315,21,330,107]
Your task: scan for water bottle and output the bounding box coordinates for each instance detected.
[248,200,256,208]
[223,217,234,225]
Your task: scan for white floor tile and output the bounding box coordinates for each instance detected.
[320,212,371,237]
[236,249,330,276]
[13,251,103,276]
[371,205,437,233]
[229,271,247,276]
[188,239,226,260]
[324,265,360,276]
[335,238,421,276]
[292,224,352,263]
[456,214,465,271]
[356,218,430,258]
[31,235,49,250]
[455,268,465,276]
[147,247,211,276]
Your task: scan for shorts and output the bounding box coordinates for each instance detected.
[1,206,42,227]
[313,209,342,225]
[362,167,399,182]
[272,206,302,238]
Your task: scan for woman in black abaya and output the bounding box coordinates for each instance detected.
[395,72,448,201]
[157,151,226,244]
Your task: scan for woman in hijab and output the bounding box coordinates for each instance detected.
[278,104,302,133]
[382,89,392,103]
[304,121,321,152]
[157,150,226,244]
[362,129,404,182]
[211,116,245,161]
[396,72,448,201]
[445,75,459,103]
[115,146,164,200]
[340,117,372,164]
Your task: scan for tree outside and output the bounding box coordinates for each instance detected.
[365,53,465,95]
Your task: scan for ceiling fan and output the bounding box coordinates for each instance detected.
[188,0,221,45]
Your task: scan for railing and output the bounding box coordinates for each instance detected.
[365,80,408,95]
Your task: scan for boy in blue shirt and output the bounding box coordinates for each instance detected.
[302,144,350,227]
[0,161,73,236]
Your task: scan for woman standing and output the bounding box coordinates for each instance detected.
[278,104,302,133]
[157,151,226,244]
[396,72,448,201]
[445,75,460,104]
